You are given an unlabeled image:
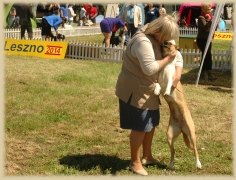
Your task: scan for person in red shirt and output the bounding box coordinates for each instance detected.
[86,3,98,23]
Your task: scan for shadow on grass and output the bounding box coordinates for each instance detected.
[180,68,233,91]
[59,154,168,175]
[59,154,129,175]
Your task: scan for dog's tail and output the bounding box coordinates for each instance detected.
[182,133,194,149]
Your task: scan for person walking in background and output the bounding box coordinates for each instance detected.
[67,4,76,25]
[48,3,60,16]
[158,4,166,16]
[120,2,142,44]
[60,3,68,22]
[116,4,120,17]
[17,3,33,39]
[231,10,234,29]
[115,14,182,176]
[144,3,160,24]
[97,4,106,17]
[196,3,217,81]
[7,6,16,28]
[178,15,188,28]
[41,14,67,40]
[86,3,98,23]
[79,4,87,26]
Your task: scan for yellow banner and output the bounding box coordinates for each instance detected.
[4,39,68,59]
[213,32,233,40]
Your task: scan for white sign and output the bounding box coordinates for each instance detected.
[105,4,118,18]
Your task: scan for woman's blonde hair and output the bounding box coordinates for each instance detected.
[144,14,179,43]
[201,3,212,13]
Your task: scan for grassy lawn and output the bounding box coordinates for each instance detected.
[4,51,233,176]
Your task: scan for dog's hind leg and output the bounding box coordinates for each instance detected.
[166,118,182,170]
[182,121,202,169]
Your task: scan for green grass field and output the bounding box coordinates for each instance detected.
[4,51,233,176]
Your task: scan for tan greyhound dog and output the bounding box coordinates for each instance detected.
[155,40,202,170]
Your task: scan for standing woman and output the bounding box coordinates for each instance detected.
[17,3,34,40]
[115,14,183,176]
[59,3,68,22]
[41,14,67,40]
[7,6,16,28]
[67,4,76,25]
[158,4,166,16]
[79,4,87,26]
[144,3,160,24]
[48,3,60,16]
[100,17,128,48]
[196,3,217,80]
[120,3,142,39]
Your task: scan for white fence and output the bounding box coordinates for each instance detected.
[4,27,233,70]
[179,27,233,36]
[65,41,232,70]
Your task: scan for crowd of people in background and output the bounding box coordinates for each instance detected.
[5,3,167,42]
[5,2,233,45]
[6,3,167,28]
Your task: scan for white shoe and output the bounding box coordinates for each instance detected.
[129,164,148,176]
[141,158,159,165]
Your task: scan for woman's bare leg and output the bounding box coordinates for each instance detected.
[102,32,112,54]
[142,128,156,161]
[102,32,112,48]
[130,130,146,170]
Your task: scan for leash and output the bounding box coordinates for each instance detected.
[175,87,184,94]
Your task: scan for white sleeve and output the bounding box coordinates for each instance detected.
[131,37,160,76]
[175,51,183,68]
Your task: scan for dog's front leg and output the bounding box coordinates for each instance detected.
[164,76,173,96]
[164,65,175,96]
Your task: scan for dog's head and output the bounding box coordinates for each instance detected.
[161,40,179,57]
[51,34,65,41]
[118,27,126,37]
[57,34,65,40]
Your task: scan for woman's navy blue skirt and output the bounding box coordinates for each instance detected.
[119,97,160,132]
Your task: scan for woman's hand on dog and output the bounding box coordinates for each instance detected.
[167,48,177,62]
[171,78,179,90]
